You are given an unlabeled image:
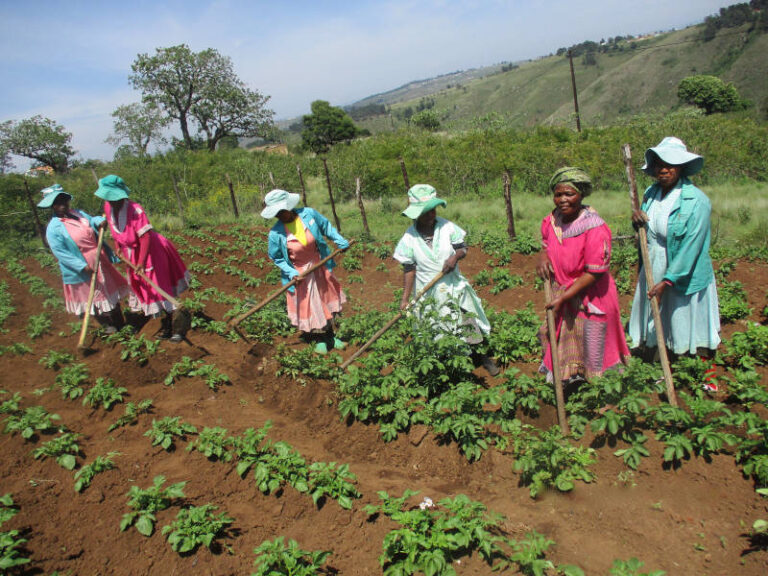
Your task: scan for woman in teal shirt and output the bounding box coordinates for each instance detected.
[629,137,720,390]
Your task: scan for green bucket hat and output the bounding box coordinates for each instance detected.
[37,184,72,208]
[94,174,131,201]
[402,184,447,219]
[549,167,593,197]
[261,189,301,219]
[642,137,703,177]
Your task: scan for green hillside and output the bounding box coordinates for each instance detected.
[352,22,768,133]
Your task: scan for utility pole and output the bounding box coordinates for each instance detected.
[567,50,582,133]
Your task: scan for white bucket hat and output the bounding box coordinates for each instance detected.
[261,189,301,219]
[642,137,704,177]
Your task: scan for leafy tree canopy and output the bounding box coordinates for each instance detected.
[677,75,747,115]
[412,109,441,131]
[301,100,359,154]
[0,115,75,173]
[130,44,274,152]
[106,102,169,158]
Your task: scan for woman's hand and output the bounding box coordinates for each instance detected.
[545,294,566,316]
[442,254,459,274]
[537,253,553,280]
[632,209,649,228]
[83,265,94,275]
[648,281,668,301]
[98,220,108,230]
[399,297,410,311]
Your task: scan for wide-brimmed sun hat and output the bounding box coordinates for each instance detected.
[548,166,593,197]
[402,184,447,219]
[261,189,301,219]
[642,136,704,177]
[37,184,72,208]
[94,174,131,201]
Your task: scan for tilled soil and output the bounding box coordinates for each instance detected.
[1,229,767,576]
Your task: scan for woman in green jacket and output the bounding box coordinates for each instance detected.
[628,137,720,390]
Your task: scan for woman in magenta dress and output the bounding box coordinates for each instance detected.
[262,189,349,354]
[95,175,189,342]
[536,167,630,385]
[39,184,131,333]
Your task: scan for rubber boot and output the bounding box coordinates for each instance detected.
[159,313,173,339]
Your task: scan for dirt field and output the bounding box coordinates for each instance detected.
[1,227,767,576]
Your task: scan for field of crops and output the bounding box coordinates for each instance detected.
[1,223,767,575]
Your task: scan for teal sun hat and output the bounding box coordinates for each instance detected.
[94,174,131,201]
[402,184,447,219]
[642,136,704,178]
[261,189,301,219]
[37,183,72,208]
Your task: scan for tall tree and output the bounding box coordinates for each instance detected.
[301,100,358,154]
[105,102,169,157]
[130,44,273,151]
[0,116,74,173]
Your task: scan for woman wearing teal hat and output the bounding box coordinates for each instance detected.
[95,175,190,342]
[393,184,499,376]
[629,137,720,391]
[39,184,130,333]
[262,189,349,354]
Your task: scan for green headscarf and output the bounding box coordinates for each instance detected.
[548,167,593,197]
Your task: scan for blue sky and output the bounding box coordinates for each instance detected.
[0,0,740,164]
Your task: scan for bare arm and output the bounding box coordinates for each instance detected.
[400,269,416,310]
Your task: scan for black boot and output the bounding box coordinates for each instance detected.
[159,313,173,339]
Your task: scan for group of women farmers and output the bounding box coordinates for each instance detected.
[41,175,189,342]
[41,135,719,390]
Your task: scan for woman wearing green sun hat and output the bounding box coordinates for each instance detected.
[629,137,720,391]
[393,184,499,376]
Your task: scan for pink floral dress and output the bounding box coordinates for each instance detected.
[285,227,346,333]
[540,207,630,381]
[104,200,189,316]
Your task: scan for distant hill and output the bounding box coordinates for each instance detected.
[278,3,768,140]
[345,4,768,133]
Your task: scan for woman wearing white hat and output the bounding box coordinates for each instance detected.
[39,184,131,333]
[393,184,499,376]
[629,137,720,390]
[263,189,349,354]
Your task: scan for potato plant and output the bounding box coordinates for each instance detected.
[121,475,186,536]
[162,504,233,554]
[0,493,30,571]
[83,378,127,411]
[145,417,197,451]
[26,313,51,339]
[186,426,234,461]
[105,328,161,365]
[38,350,74,371]
[3,405,61,440]
[0,281,15,333]
[109,399,154,432]
[32,432,82,470]
[251,537,332,576]
[164,357,230,390]
[55,363,90,400]
[74,453,119,492]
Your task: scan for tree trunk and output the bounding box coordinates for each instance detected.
[399,157,410,192]
[23,178,48,249]
[502,170,516,240]
[171,174,185,226]
[355,177,371,239]
[322,158,341,232]
[297,164,307,205]
[225,173,240,219]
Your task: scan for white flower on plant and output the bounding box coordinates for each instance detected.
[419,497,434,510]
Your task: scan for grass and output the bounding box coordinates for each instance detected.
[149,178,768,257]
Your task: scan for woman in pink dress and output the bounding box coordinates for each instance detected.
[536,167,630,385]
[95,175,190,342]
[39,184,131,333]
[262,189,349,354]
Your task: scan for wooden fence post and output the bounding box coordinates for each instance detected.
[268,172,276,187]
[502,170,516,240]
[224,173,240,219]
[171,174,185,226]
[399,157,410,192]
[355,177,371,239]
[90,168,99,185]
[322,158,342,232]
[296,164,307,205]
[23,178,48,249]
